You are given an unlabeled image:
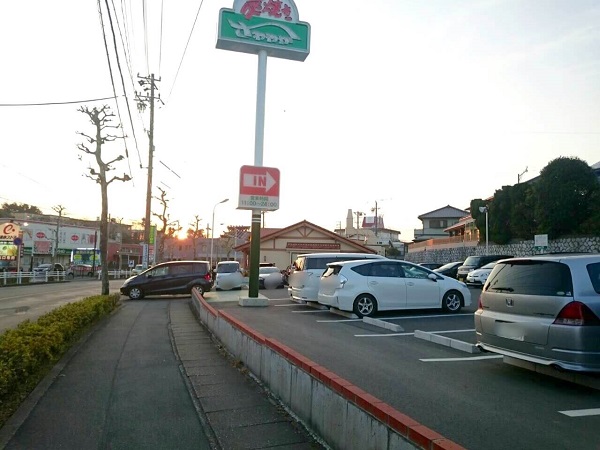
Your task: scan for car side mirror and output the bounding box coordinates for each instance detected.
[428,273,438,282]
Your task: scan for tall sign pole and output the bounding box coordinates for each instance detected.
[217,0,310,299]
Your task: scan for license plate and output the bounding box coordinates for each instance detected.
[494,321,524,341]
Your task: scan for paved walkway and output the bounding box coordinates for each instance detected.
[0,298,323,449]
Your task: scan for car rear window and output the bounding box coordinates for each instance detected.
[216,263,239,273]
[486,260,573,296]
[463,256,481,266]
[587,262,600,294]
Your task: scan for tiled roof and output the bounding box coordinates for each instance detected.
[418,205,468,220]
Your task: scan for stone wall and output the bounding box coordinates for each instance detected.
[406,236,600,264]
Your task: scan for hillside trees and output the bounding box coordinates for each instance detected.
[477,157,598,242]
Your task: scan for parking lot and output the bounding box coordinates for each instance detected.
[204,287,600,450]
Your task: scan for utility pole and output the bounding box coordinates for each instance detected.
[353,211,364,239]
[136,73,161,268]
[52,205,66,264]
[518,166,528,184]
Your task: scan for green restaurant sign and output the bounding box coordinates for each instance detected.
[217,0,310,61]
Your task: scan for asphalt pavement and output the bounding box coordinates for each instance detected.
[0,294,324,450]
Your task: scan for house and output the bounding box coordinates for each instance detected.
[413,205,468,242]
[334,209,405,257]
[233,220,376,270]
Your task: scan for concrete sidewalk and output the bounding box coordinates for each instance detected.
[0,296,324,449]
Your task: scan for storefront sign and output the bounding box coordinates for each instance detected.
[286,242,341,250]
[0,223,20,240]
[217,0,310,61]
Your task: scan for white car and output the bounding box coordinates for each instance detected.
[318,259,471,317]
[131,264,144,276]
[215,261,244,290]
[466,261,498,286]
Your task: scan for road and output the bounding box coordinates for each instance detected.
[0,279,124,333]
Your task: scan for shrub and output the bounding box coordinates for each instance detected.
[0,294,120,426]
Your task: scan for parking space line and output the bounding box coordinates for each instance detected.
[381,313,473,320]
[273,303,302,307]
[355,332,416,337]
[428,328,475,334]
[291,310,331,314]
[420,355,503,362]
[559,408,600,417]
[317,319,362,323]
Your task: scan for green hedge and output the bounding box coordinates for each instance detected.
[0,294,120,426]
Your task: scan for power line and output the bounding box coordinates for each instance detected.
[166,0,206,103]
[0,96,119,107]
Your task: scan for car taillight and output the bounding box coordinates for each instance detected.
[477,296,483,310]
[204,273,211,281]
[553,301,600,326]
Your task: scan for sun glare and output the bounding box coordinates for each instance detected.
[176,230,187,240]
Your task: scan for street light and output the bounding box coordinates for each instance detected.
[210,198,229,269]
[479,206,489,254]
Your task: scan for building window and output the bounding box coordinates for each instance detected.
[429,219,448,229]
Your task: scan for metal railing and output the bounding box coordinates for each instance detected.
[1,269,133,286]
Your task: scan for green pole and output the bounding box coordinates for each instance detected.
[248,211,261,297]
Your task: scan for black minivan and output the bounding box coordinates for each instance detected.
[456,255,512,282]
[120,260,213,299]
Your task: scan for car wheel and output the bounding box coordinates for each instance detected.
[353,294,377,318]
[128,287,144,300]
[192,285,204,296]
[442,290,463,313]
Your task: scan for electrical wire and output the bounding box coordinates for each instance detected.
[142,0,149,74]
[108,0,144,169]
[101,0,134,178]
[159,0,164,77]
[166,0,206,103]
[0,96,119,107]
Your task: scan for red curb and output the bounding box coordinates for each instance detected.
[386,408,420,436]
[408,425,447,449]
[328,376,353,396]
[196,292,218,317]
[341,384,367,403]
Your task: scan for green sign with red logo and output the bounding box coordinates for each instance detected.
[217,0,310,61]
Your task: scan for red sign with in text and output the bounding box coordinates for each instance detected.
[238,165,280,211]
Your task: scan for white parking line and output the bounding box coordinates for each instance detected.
[317,319,363,323]
[355,332,416,337]
[381,313,474,320]
[273,303,302,307]
[291,310,331,314]
[559,408,600,417]
[420,355,503,362]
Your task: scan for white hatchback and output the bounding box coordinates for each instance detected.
[466,261,498,286]
[318,259,471,317]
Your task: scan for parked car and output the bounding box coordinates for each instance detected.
[434,261,463,279]
[258,266,285,289]
[457,255,513,282]
[215,261,244,291]
[131,264,144,276]
[67,264,100,278]
[475,254,600,372]
[34,263,65,274]
[466,261,499,286]
[318,259,471,317]
[288,252,386,302]
[419,263,443,270]
[120,260,213,299]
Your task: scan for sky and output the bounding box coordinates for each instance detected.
[1,0,599,241]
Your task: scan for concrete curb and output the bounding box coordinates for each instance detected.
[414,330,480,354]
[191,289,466,450]
[363,317,404,332]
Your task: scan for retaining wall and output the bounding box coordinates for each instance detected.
[406,236,600,264]
[190,290,465,450]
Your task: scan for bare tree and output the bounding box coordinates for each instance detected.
[220,225,249,259]
[187,215,204,259]
[152,187,179,263]
[77,105,131,295]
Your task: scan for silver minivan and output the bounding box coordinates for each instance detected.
[287,252,386,302]
[475,254,600,372]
